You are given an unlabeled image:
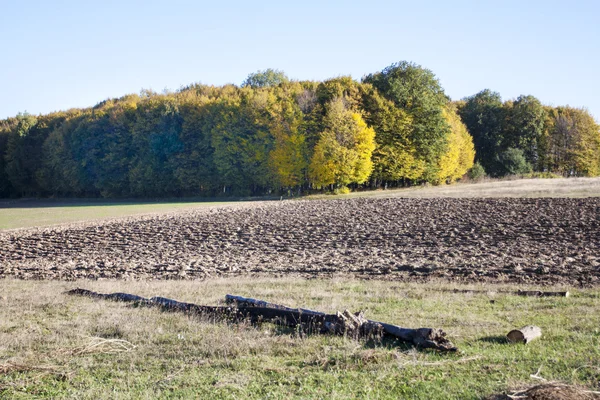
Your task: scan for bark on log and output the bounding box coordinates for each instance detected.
[65,288,240,319]
[507,325,542,344]
[226,294,457,351]
[65,288,148,302]
[65,289,367,331]
[225,294,326,316]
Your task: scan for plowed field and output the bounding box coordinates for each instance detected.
[1,197,599,285]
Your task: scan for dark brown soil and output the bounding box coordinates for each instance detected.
[1,198,599,285]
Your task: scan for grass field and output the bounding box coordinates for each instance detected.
[0,200,240,230]
[2,177,600,399]
[1,279,598,399]
[2,177,600,231]
[309,176,600,200]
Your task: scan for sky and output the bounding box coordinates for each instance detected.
[1,0,599,120]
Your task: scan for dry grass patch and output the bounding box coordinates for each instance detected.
[0,278,599,399]
[308,177,600,199]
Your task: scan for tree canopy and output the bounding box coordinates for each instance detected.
[0,61,596,199]
[242,69,289,88]
[457,91,599,177]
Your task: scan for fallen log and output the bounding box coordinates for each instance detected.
[65,288,241,319]
[451,289,570,297]
[506,325,542,344]
[516,290,570,298]
[65,289,456,351]
[65,289,331,326]
[66,288,148,302]
[225,294,323,316]
[65,288,381,338]
[226,294,457,351]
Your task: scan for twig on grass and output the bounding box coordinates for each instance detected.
[530,364,547,382]
[70,337,136,356]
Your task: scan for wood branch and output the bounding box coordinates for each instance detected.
[226,294,457,351]
[507,325,542,344]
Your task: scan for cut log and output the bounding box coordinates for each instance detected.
[507,325,542,344]
[226,294,457,351]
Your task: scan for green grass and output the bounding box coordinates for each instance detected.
[0,200,239,230]
[3,177,600,230]
[1,278,598,399]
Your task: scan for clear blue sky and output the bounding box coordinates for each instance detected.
[1,0,599,120]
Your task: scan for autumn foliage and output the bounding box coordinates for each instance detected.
[0,62,596,198]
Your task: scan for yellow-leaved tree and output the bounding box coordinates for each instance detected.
[544,106,600,176]
[362,86,426,183]
[435,106,476,183]
[265,83,308,189]
[309,99,375,189]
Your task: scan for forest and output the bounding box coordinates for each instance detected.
[0,61,599,198]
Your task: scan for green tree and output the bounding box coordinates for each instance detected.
[173,93,220,195]
[242,69,289,88]
[458,89,505,176]
[364,61,450,181]
[0,118,16,196]
[360,84,424,184]
[468,162,486,180]
[40,117,82,196]
[504,95,546,168]
[129,97,184,196]
[210,89,274,195]
[496,147,532,175]
[4,113,39,195]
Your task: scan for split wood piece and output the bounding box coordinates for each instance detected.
[226,294,457,351]
[507,325,542,344]
[452,289,570,297]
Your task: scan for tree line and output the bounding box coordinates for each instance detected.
[458,90,600,177]
[0,61,598,198]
